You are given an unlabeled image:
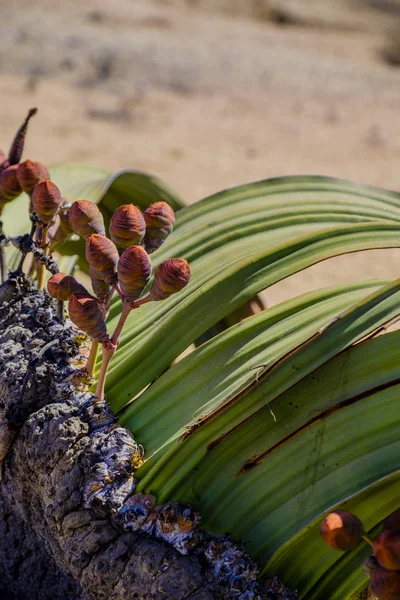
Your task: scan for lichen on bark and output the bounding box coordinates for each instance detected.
[0,275,299,600]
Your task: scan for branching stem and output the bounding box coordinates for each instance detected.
[36,228,48,290]
[131,294,152,309]
[17,221,36,273]
[362,534,374,548]
[86,340,99,377]
[0,219,6,283]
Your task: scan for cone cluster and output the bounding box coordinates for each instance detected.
[48,199,190,347]
[320,509,400,599]
[68,199,190,307]
[0,109,191,401]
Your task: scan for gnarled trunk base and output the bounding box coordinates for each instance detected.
[0,277,299,600]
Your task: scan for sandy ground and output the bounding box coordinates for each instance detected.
[2,0,400,305]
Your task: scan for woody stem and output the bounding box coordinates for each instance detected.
[0,219,6,283]
[37,228,47,289]
[17,221,36,274]
[86,340,99,377]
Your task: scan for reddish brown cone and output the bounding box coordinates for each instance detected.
[109,204,146,250]
[370,565,400,600]
[68,200,105,239]
[385,512,400,535]
[89,266,113,303]
[149,258,190,301]
[86,234,118,285]
[374,532,400,571]
[320,510,364,551]
[16,160,49,195]
[68,294,110,343]
[117,245,152,302]
[49,203,75,250]
[0,165,22,204]
[31,180,62,224]
[47,273,88,301]
[143,202,175,254]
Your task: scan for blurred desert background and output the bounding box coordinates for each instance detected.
[3,0,400,305]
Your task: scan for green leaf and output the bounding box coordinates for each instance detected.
[105,221,400,406]
[266,473,400,599]
[3,169,400,598]
[73,175,400,596]
[135,325,400,598]
[133,279,400,494]
[120,279,386,458]
[103,176,400,407]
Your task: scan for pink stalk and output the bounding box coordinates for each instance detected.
[94,302,131,401]
[130,294,152,309]
[94,294,155,401]
[87,287,116,377]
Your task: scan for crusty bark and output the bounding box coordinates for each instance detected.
[0,276,299,600]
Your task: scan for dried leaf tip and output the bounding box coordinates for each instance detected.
[8,107,37,166]
[110,204,146,249]
[68,199,105,239]
[68,294,110,344]
[118,245,152,302]
[31,180,62,224]
[320,510,364,551]
[143,202,175,254]
[86,234,119,285]
[47,273,88,302]
[150,258,190,301]
[17,160,49,195]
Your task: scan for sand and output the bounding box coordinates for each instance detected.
[2,0,400,305]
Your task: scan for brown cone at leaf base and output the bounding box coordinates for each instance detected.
[320,510,364,551]
[374,531,400,571]
[370,565,400,600]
